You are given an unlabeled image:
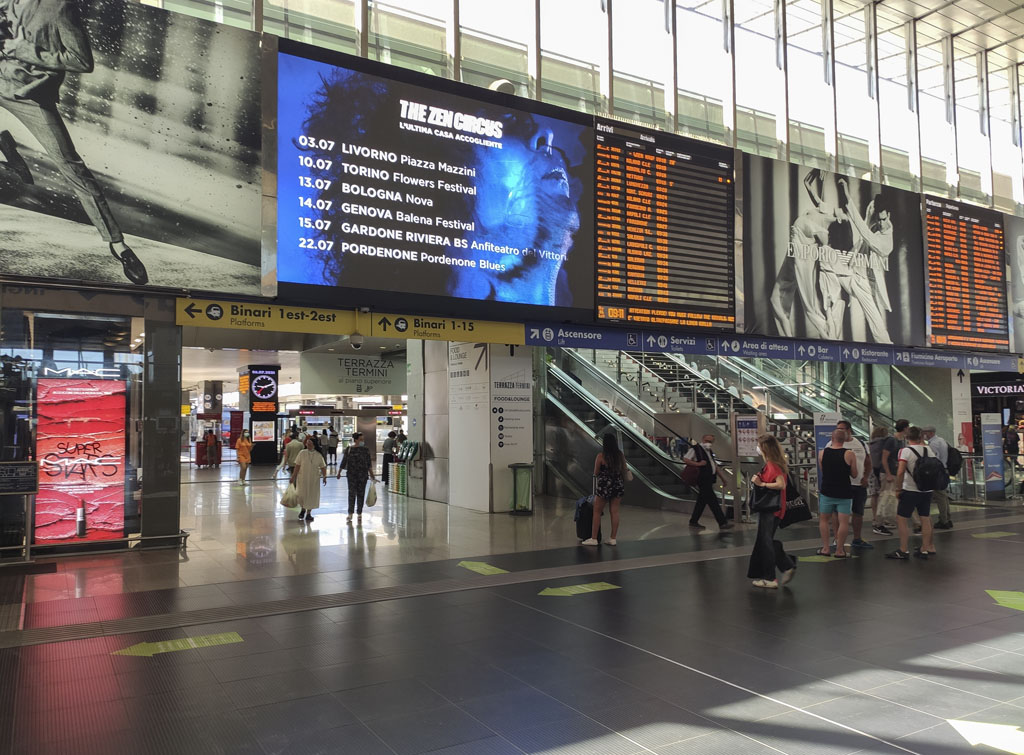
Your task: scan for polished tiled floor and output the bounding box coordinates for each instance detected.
[2,467,1024,754]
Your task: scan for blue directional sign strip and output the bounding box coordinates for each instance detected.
[526,322,1018,370]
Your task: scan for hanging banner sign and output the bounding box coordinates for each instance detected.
[526,323,640,351]
[373,313,524,345]
[980,412,1006,500]
[718,336,796,360]
[176,298,357,335]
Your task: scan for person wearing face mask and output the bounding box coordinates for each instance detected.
[747,434,796,588]
[337,432,376,525]
[682,433,733,531]
[291,434,327,523]
[236,429,253,484]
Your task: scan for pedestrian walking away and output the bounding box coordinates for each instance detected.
[817,429,858,558]
[381,431,397,486]
[582,433,630,546]
[747,433,796,589]
[683,434,733,531]
[291,435,327,523]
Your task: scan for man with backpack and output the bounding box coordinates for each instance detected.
[923,426,957,529]
[886,426,947,560]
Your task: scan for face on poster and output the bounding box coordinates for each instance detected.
[1005,214,1024,353]
[35,379,126,543]
[0,0,261,293]
[276,51,594,312]
[742,156,926,347]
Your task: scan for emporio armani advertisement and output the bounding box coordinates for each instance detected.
[1005,214,1024,353]
[742,154,926,347]
[276,49,594,316]
[0,0,261,293]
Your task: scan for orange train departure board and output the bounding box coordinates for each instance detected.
[594,119,735,330]
[925,196,1009,352]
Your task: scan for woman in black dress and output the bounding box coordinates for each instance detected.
[584,433,630,546]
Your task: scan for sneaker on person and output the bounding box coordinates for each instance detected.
[605,538,617,546]
[581,538,599,546]
[719,522,734,531]
[885,549,909,560]
[779,563,797,585]
[873,525,893,536]
[851,539,874,549]
[689,523,706,531]
[752,579,778,589]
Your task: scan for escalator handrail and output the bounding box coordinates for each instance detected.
[559,349,692,443]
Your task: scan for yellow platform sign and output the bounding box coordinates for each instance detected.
[370,312,524,345]
[176,299,356,335]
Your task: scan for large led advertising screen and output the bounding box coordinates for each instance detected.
[0,0,262,294]
[35,379,126,543]
[925,196,1009,352]
[594,118,734,330]
[276,47,594,318]
[742,155,926,346]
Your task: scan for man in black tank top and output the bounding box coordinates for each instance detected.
[816,429,858,557]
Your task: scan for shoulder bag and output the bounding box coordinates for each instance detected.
[748,483,781,513]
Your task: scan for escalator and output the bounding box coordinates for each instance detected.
[543,362,702,511]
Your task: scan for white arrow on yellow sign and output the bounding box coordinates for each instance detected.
[371,312,524,345]
[949,719,1024,754]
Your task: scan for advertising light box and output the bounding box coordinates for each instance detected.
[275,45,594,320]
[35,379,126,543]
[742,155,926,347]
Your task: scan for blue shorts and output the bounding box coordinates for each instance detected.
[818,494,853,515]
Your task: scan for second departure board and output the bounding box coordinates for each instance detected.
[925,196,1009,352]
[594,119,735,330]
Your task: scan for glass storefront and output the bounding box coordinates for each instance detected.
[0,288,182,559]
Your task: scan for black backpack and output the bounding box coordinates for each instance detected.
[945,446,963,476]
[908,447,949,491]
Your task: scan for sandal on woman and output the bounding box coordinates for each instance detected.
[752,579,778,589]
[833,550,849,558]
[816,548,831,556]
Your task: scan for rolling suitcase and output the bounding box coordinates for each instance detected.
[574,491,601,542]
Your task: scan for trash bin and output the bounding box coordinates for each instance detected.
[508,462,534,516]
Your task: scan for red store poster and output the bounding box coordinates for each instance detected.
[35,379,127,543]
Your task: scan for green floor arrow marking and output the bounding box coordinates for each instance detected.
[987,590,1024,613]
[539,582,620,597]
[973,532,1018,539]
[113,632,243,657]
[457,561,509,575]
[949,719,1024,754]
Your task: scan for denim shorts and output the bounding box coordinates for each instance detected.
[818,494,853,515]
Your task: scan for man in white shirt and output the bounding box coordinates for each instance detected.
[922,426,952,529]
[837,420,872,550]
[885,426,936,560]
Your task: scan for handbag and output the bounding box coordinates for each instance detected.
[365,482,377,508]
[280,482,300,509]
[779,475,811,528]
[748,483,781,513]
